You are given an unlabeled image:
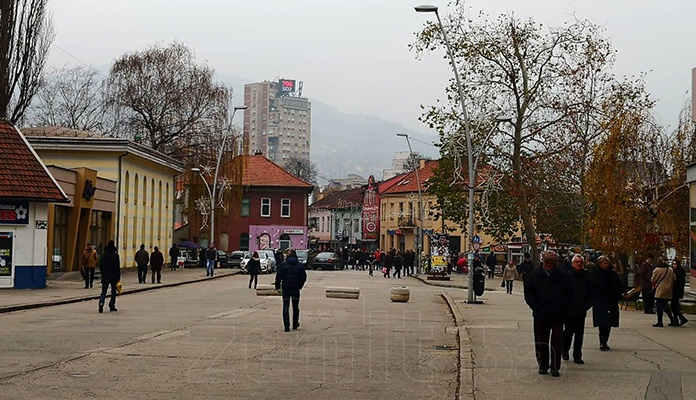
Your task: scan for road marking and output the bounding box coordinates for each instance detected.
[206,308,259,319]
[645,373,682,400]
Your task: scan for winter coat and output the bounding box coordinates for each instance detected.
[150,250,164,271]
[99,246,121,283]
[206,248,217,261]
[247,258,261,275]
[502,265,519,281]
[651,266,675,300]
[394,254,403,270]
[566,268,593,318]
[134,249,149,267]
[524,266,573,321]
[275,256,307,292]
[82,249,98,269]
[169,245,179,261]
[591,267,623,328]
[673,265,687,300]
[638,261,654,290]
[486,253,497,269]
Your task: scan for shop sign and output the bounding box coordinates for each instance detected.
[0,232,12,276]
[0,202,29,225]
[283,228,304,235]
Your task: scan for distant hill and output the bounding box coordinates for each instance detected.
[217,72,439,182]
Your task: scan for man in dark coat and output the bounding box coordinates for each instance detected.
[150,246,164,284]
[592,255,624,350]
[275,250,307,332]
[562,255,593,364]
[517,252,534,283]
[205,244,217,277]
[486,252,497,279]
[524,250,572,377]
[98,240,121,313]
[169,244,179,271]
[638,254,656,314]
[134,244,149,284]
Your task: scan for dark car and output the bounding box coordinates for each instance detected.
[296,249,312,269]
[229,251,247,269]
[216,250,229,268]
[312,252,342,270]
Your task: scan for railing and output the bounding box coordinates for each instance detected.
[398,216,415,227]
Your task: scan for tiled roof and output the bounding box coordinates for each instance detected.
[381,160,439,195]
[21,126,100,138]
[310,187,364,209]
[241,155,313,190]
[0,122,68,202]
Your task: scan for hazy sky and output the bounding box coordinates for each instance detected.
[47,0,695,139]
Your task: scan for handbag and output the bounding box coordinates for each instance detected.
[500,279,505,287]
[381,267,387,274]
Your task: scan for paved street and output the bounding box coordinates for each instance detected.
[2,269,696,399]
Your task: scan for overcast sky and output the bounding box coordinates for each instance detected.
[48,0,695,137]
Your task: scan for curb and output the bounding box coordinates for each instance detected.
[440,292,474,400]
[0,270,240,314]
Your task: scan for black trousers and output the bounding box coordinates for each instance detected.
[563,315,586,360]
[137,264,148,283]
[84,268,95,288]
[505,280,514,293]
[282,289,301,329]
[249,274,258,289]
[151,269,161,283]
[642,289,655,313]
[533,318,563,371]
[99,281,117,309]
[655,298,675,324]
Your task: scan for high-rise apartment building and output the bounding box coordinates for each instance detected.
[243,79,311,164]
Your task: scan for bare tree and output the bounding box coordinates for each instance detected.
[0,0,54,123]
[26,65,108,131]
[104,42,229,159]
[283,156,318,185]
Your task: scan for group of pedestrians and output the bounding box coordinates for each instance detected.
[524,251,623,377]
[639,254,689,327]
[375,248,417,278]
[134,244,164,284]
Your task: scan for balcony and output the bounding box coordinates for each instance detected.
[398,216,415,227]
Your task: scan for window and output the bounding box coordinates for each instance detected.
[281,198,291,217]
[241,198,250,216]
[261,198,271,217]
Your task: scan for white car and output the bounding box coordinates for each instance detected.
[240,252,274,274]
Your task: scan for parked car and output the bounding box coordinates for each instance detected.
[240,251,274,274]
[258,249,278,273]
[312,252,342,270]
[296,249,312,269]
[216,250,229,268]
[229,251,247,269]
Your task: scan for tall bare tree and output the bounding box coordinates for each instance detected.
[283,156,318,186]
[0,0,54,123]
[26,65,108,131]
[104,42,229,159]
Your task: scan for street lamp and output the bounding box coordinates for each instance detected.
[396,133,424,273]
[192,105,247,246]
[416,4,500,303]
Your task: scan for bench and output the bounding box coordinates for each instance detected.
[619,286,642,311]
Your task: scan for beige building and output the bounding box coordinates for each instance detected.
[685,163,696,288]
[24,127,184,269]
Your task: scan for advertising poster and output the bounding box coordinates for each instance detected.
[0,201,30,225]
[0,232,12,276]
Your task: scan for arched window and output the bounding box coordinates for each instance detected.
[124,172,130,203]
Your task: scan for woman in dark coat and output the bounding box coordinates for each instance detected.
[150,246,164,284]
[670,259,688,326]
[393,251,403,279]
[247,251,261,289]
[98,240,121,313]
[591,255,624,351]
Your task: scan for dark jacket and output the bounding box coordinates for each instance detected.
[486,252,497,269]
[673,265,687,300]
[518,259,534,278]
[638,261,654,290]
[591,267,623,328]
[275,256,307,292]
[274,251,285,267]
[566,268,593,318]
[524,266,572,321]
[206,248,217,261]
[393,253,403,269]
[150,250,164,271]
[135,249,149,267]
[99,245,121,283]
[247,258,261,275]
[169,245,179,261]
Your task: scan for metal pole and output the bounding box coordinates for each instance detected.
[397,134,424,274]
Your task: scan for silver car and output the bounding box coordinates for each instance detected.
[240,252,274,274]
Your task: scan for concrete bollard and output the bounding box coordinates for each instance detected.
[326,286,360,299]
[390,286,410,302]
[256,284,281,296]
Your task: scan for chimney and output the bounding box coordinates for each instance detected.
[419,159,426,169]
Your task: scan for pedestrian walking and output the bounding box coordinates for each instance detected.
[393,251,403,279]
[486,252,497,279]
[205,244,217,277]
[562,255,592,364]
[135,244,149,284]
[524,250,572,377]
[198,247,206,269]
[150,246,164,284]
[383,249,394,278]
[517,252,534,283]
[169,243,179,271]
[639,254,656,314]
[671,259,688,326]
[274,250,307,332]
[501,260,519,294]
[81,242,99,289]
[591,255,623,350]
[98,240,121,313]
[247,251,261,289]
[651,257,676,327]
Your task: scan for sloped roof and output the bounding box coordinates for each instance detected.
[241,154,313,190]
[0,122,68,202]
[310,187,364,210]
[382,160,439,195]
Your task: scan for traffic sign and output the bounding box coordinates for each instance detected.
[473,243,481,250]
[472,235,481,244]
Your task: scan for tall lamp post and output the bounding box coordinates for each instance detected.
[396,133,424,273]
[416,4,511,303]
[192,105,247,246]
